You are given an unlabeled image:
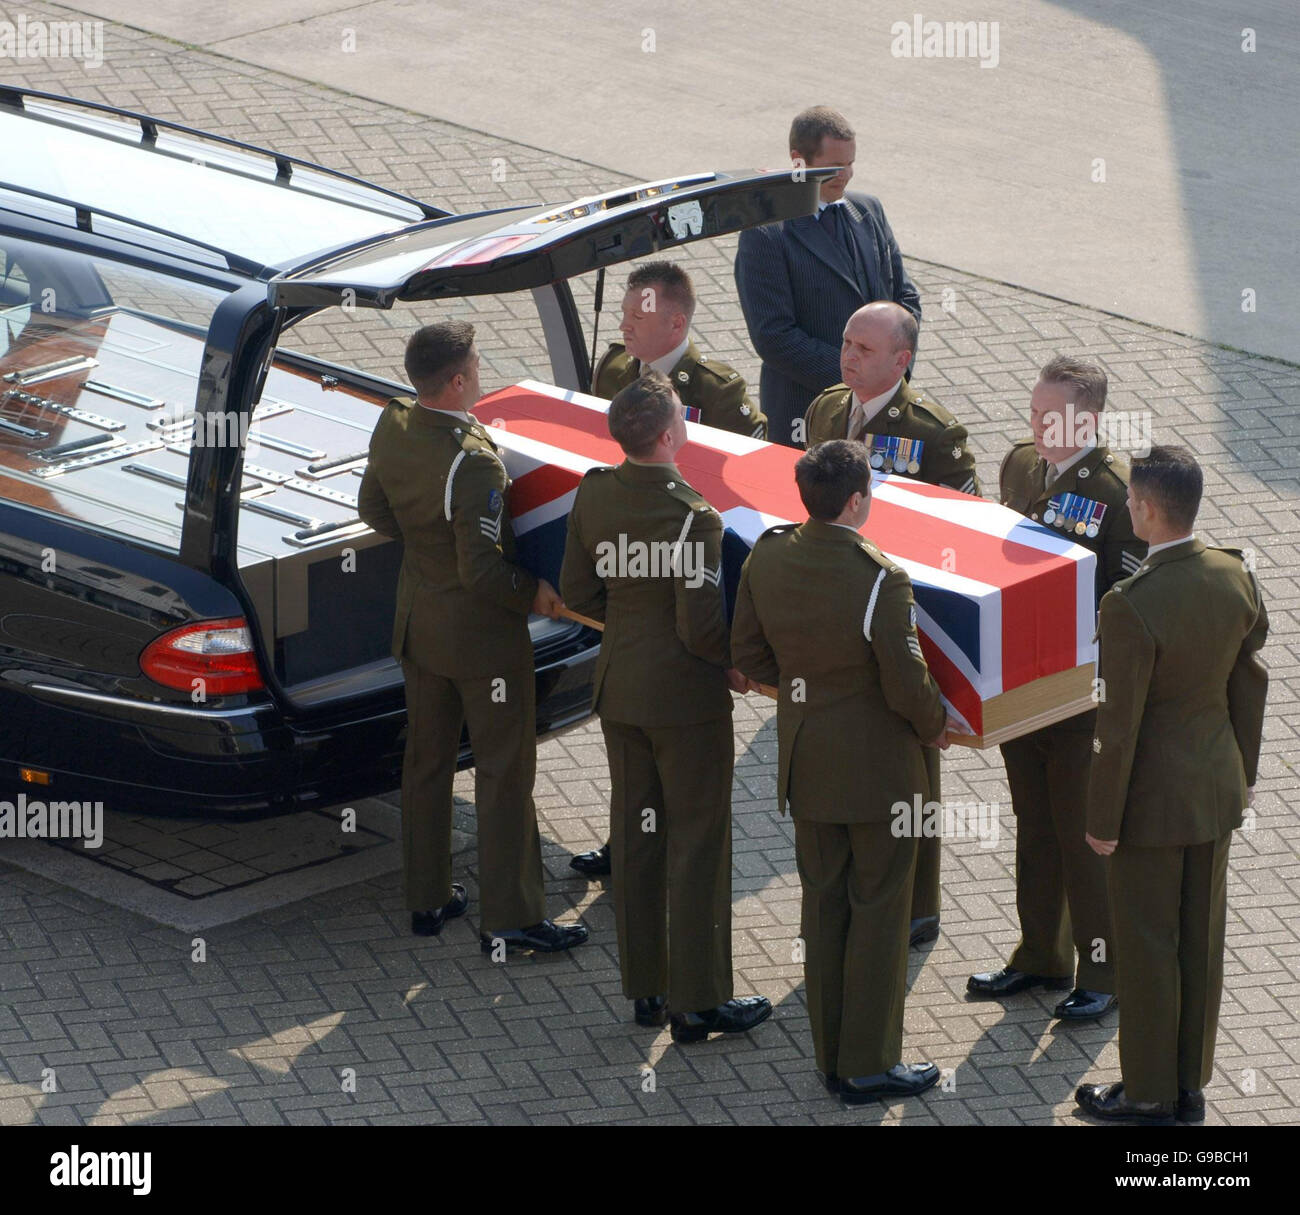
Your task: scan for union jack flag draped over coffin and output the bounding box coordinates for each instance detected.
[472,382,1099,746]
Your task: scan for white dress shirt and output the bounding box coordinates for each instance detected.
[1143,534,1195,559]
[644,336,691,378]
[1046,441,1096,487]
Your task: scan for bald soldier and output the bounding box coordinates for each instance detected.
[732,440,955,1104]
[805,300,981,951]
[359,321,588,955]
[560,370,771,1043]
[1078,446,1268,1125]
[968,356,1144,1020]
[803,302,978,494]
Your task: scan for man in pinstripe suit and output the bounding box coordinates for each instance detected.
[735,106,922,448]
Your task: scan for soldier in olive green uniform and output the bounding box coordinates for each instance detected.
[1077,446,1268,1125]
[591,260,766,438]
[804,379,978,495]
[595,340,765,439]
[804,302,981,948]
[560,370,771,1042]
[571,264,765,881]
[968,356,1143,1018]
[732,440,952,1104]
[359,322,587,954]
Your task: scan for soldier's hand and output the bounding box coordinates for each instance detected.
[725,667,757,694]
[1086,833,1118,856]
[532,579,565,620]
[925,712,960,750]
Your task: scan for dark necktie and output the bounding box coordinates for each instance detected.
[821,204,854,264]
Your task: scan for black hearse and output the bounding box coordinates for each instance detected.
[0,87,824,813]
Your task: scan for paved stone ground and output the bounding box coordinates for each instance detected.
[0,5,1297,1126]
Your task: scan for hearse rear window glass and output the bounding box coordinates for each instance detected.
[0,108,420,269]
[0,233,228,553]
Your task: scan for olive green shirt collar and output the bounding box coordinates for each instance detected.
[619,458,682,484]
[801,518,864,544]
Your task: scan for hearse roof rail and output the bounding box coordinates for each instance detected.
[0,85,445,224]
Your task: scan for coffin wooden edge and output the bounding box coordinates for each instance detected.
[559,609,1095,752]
[948,662,1096,749]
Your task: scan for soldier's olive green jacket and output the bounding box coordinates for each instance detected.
[593,340,767,439]
[730,520,947,823]
[1001,440,1145,607]
[358,397,537,679]
[560,460,733,728]
[803,379,980,495]
[1087,538,1268,846]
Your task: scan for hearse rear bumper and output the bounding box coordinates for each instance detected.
[9,638,598,815]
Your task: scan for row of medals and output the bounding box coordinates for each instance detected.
[869,452,921,475]
[1043,505,1101,539]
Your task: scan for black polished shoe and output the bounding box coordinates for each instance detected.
[480,919,589,954]
[634,996,668,1027]
[1054,988,1118,1020]
[411,884,468,936]
[909,915,940,948]
[670,996,772,1043]
[1076,1081,1175,1125]
[1177,1088,1205,1124]
[967,966,1072,998]
[841,1062,940,1105]
[819,1071,841,1094]
[569,842,611,877]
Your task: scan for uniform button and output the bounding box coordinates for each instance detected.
[1031,513,1038,520]
[676,371,690,383]
[1079,467,1090,478]
[888,407,901,418]
[666,481,676,489]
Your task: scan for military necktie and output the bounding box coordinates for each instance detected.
[847,397,867,442]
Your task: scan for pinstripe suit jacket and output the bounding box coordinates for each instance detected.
[734,191,921,445]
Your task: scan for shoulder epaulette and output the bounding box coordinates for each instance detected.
[909,390,957,427]
[1000,437,1037,479]
[1095,449,1131,484]
[855,536,899,574]
[696,357,742,384]
[756,523,797,542]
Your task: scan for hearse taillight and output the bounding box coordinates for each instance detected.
[139,618,265,695]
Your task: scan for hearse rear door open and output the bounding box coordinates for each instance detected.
[219,170,831,712]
